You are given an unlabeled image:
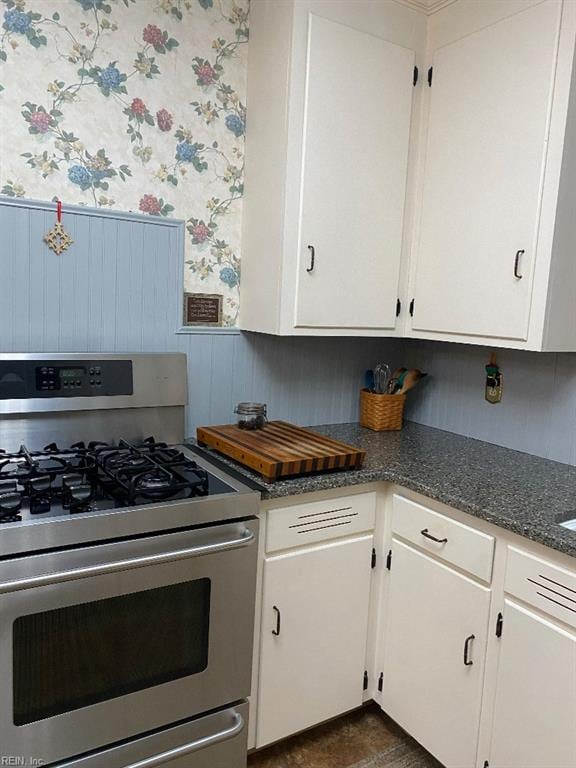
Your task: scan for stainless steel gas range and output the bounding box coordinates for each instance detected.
[0,353,259,768]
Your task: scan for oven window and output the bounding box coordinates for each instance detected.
[13,579,211,725]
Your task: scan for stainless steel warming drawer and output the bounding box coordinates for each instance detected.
[55,702,249,768]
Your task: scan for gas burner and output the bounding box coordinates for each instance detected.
[95,438,210,505]
[0,435,231,523]
[134,470,176,497]
[0,491,22,523]
[0,444,97,488]
[106,453,150,471]
[138,473,171,491]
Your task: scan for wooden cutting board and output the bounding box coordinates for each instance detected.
[196,421,365,481]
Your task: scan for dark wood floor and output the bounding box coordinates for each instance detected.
[248,704,442,768]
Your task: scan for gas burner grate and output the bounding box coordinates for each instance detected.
[0,444,100,522]
[0,437,214,523]
[95,438,209,505]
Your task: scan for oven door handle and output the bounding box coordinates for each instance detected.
[124,710,245,768]
[0,528,255,594]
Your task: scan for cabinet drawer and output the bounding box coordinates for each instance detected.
[392,495,494,582]
[266,492,376,553]
[505,546,576,631]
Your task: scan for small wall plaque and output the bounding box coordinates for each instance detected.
[183,293,223,327]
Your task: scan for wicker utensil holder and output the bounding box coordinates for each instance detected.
[359,389,406,431]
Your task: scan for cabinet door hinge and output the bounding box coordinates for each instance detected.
[371,548,377,569]
[396,298,401,317]
[496,612,504,638]
[427,66,433,86]
[413,65,419,86]
[363,670,369,691]
[386,549,392,570]
[377,672,384,692]
[409,298,415,317]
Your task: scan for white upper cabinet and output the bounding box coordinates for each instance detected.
[295,15,414,330]
[241,0,576,349]
[411,2,559,342]
[408,0,576,350]
[240,0,423,336]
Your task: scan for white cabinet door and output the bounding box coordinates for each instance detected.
[295,13,414,330]
[382,539,491,767]
[256,535,373,747]
[489,599,576,768]
[412,1,561,341]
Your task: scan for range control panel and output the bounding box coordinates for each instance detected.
[0,360,133,400]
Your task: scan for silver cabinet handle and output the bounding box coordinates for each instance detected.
[0,528,255,594]
[306,245,315,273]
[124,711,245,768]
[514,249,525,279]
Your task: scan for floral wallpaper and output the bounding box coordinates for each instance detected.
[0,0,249,326]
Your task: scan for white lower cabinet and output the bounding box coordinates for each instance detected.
[253,490,576,766]
[381,538,491,768]
[489,599,576,768]
[256,534,373,747]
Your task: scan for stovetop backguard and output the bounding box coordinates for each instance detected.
[0,353,188,452]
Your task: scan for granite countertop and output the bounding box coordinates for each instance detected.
[187,421,576,558]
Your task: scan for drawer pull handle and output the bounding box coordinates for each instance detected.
[420,528,448,544]
[464,634,475,666]
[272,605,281,637]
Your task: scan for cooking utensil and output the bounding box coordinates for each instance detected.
[398,369,428,394]
[373,363,391,395]
[387,367,407,394]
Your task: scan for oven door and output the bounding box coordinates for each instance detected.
[0,519,258,767]
[57,702,249,768]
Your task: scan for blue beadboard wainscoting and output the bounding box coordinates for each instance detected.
[6,197,573,463]
[402,339,576,467]
[0,197,397,433]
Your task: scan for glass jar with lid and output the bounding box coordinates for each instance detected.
[234,402,267,430]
